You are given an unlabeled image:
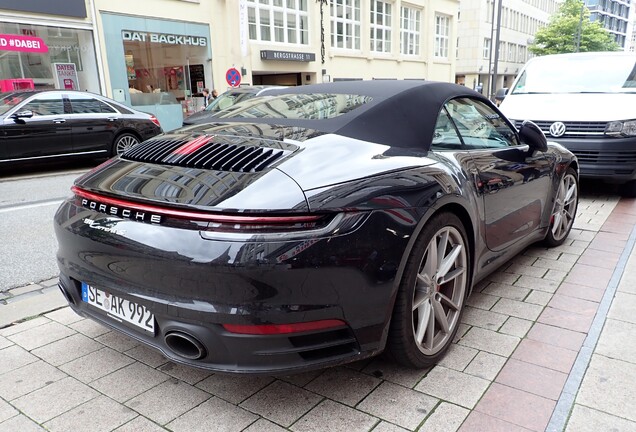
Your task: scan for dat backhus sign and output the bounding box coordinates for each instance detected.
[122,31,207,46]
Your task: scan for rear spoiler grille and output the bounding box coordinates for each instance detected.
[122,136,291,172]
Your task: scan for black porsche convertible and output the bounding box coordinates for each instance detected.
[54,81,578,374]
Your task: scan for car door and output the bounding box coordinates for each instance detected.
[444,98,554,251]
[1,93,71,161]
[67,93,120,156]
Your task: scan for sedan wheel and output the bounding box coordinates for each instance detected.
[544,167,578,247]
[113,134,140,156]
[387,212,469,368]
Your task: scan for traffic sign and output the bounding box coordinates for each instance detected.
[226,68,241,87]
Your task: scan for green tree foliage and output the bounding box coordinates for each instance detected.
[529,0,620,55]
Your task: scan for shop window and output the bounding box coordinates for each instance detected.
[0,22,99,92]
[121,30,209,112]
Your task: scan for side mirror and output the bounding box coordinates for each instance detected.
[518,120,548,153]
[10,110,34,120]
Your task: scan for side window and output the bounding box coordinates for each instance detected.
[446,98,519,149]
[431,108,463,150]
[70,97,117,114]
[21,97,64,116]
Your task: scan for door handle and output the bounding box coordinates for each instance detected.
[53,118,66,124]
[107,117,117,122]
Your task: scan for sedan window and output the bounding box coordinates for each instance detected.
[69,97,117,114]
[445,98,518,149]
[21,96,64,116]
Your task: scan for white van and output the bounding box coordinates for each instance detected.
[499,52,636,195]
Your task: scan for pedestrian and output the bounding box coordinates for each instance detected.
[212,89,219,99]
[202,88,211,108]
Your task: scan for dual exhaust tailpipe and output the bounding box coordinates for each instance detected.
[164,331,207,360]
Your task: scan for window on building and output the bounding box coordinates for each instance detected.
[518,45,526,63]
[370,0,392,52]
[400,6,420,55]
[486,0,493,23]
[508,43,516,62]
[483,38,491,59]
[434,14,450,58]
[247,0,309,44]
[330,0,361,50]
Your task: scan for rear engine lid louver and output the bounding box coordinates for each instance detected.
[122,135,295,173]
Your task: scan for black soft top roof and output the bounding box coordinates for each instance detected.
[207,80,491,149]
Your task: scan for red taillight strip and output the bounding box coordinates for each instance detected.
[222,319,346,335]
[173,136,212,155]
[72,186,322,224]
[149,115,161,127]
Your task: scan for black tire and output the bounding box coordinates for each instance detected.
[544,167,578,247]
[111,133,140,156]
[386,212,470,368]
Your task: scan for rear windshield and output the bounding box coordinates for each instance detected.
[213,93,373,120]
[512,55,636,94]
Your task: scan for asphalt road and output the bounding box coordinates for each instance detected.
[0,164,92,291]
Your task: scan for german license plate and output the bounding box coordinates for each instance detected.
[81,282,154,333]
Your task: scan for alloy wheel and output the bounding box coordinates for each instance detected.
[412,226,467,356]
[115,135,140,155]
[551,172,578,242]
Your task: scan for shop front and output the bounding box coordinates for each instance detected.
[0,21,100,93]
[101,14,212,131]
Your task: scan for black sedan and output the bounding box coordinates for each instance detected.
[54,81,578,374]
[0,90,162,165]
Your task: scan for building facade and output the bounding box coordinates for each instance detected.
[585,0,632,48]
[455,0,558,98]
[0,0,461,131]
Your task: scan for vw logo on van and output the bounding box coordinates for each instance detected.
[549,122,567,138]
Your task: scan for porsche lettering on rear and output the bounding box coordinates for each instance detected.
[80,198,162,224]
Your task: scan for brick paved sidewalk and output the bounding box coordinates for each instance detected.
[0,195,634,432]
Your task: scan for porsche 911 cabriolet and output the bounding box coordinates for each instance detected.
[54,80,578,374]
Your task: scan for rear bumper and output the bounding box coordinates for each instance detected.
[58,275,369,374]
[54,199,412,374]
[548,136,636,183]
